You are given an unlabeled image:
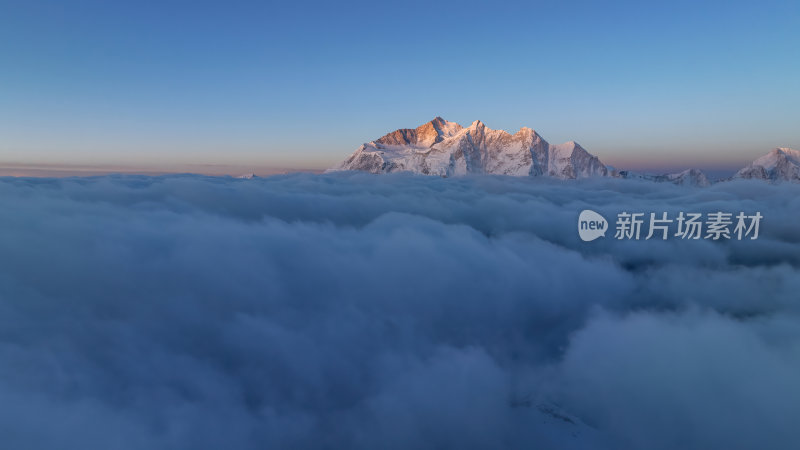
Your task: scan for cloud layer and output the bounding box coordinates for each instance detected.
[0,173,798,449]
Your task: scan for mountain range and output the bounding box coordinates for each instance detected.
[329,117,799,185]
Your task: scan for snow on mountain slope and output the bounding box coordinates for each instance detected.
[548,141,609,179]
[330,118,608,179]
[374,116,463,148]
[734,148,800,182]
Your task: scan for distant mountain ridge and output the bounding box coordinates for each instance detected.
[613,168,711,187]
[329,117,797,185]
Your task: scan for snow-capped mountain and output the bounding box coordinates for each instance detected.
[734,148,800,182]
[329,117,608,179]
[614,168,711,187]
[331,117,800,187]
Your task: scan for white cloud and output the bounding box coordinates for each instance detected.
[0,173,798,449]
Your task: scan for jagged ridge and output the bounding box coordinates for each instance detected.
[330,117,608,179]
[329,117,797,186]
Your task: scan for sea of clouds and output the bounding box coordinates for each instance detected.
[0,172,798,449]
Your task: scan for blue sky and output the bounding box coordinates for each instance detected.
[0,0,798,172]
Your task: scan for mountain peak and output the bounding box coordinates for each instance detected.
[332,118,608,179]
[374,117,462,147]
[735,147,800,182]
[775,147,800,159]
[552,140,584,153]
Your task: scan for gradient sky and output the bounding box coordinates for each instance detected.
[1,0,798,173]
